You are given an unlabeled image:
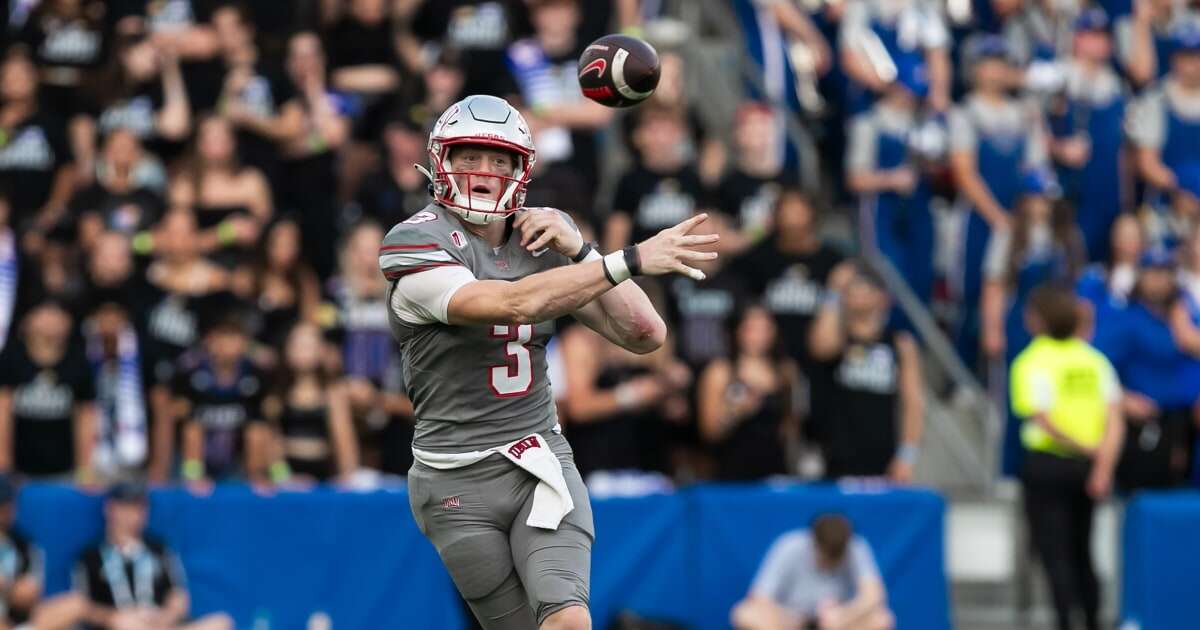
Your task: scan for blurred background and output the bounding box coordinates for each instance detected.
[0,0,1197,628]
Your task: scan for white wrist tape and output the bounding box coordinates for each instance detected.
[582,249,603,263]
[602,250,632,285]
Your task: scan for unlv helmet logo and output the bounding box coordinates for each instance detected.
[579,58,607,80]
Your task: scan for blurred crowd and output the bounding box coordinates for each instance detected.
[0,0,1195,504]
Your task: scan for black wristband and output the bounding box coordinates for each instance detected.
[622,245,642,276]
[571,241,594,263]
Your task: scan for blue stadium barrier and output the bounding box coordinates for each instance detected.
[16,481,948,630]
[1122,490,1200,630]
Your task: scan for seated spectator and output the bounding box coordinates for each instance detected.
[949,35,1049,372]
[0,474,88,630]
[809,263,924,482]
[731,513,893,630]
[604,106,708,252]
[346,110,432,230]
[1128,24,1200,254]
[168,115,273,267]
[1048,9,1127,263]
[504,0,613,199]
[711,102,799,246]
[277,31,351,280]
[1077,213,1144,339]
[839,0,950,114]
[1114,0,1199,88]
[83,296,151,483]
[70,129,167,249]
[1097,248,1200,489]
[698,303,802,481]
[263,321,358,484]
[0,52,78,241]
[0,300,97,480]
[73,479,232,630]
[173,311,271,486]
[846,60,936,307]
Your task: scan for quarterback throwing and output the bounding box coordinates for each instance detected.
[380,94,718,630]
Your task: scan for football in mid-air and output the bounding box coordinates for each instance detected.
[577,34,661,108]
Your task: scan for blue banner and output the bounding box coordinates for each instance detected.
[1122,490,1200,630]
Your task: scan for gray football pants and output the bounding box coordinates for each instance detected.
[408,433,594,628]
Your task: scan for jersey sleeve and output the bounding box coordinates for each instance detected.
[378,217,467,281]
[390,265,478,325]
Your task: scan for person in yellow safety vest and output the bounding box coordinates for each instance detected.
[1010,281,1125,630]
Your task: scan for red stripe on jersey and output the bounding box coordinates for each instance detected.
[383,262,462,280]
[379,243,441,253]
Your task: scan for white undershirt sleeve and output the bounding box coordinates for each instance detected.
[390,265,478,325]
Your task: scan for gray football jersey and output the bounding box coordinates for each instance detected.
[380,204,574,453]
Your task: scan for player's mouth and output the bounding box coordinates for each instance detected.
[471,183,499,199]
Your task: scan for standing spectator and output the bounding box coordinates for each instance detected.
[1128,23,1200,253]
[839,0,951,114]
[949,35,1049,372]
[1097,249,1200,488]
[846,60,936,306]
[69,129,166,249]
[246,217,321,351]
[711,102,800,245]
[19,0,112,132]
[698,303,803,481]
[604,106,707,252]
[262,321,358,483]
[168,115,273,267]
[173,311,271,485]
[1002,0,1079,66]
[809,263,925,481]
[109,0,222,112]
[347,110,432,230]
[0,52,77,240]
[1010,283,1124,630]
[0,300,96,480]
[504,0,613,199]
[83,296,151,483]
[73,479,233,630]
[1076,213,1144,339]
[277,31,350,280]
[1048,9,1128,263]
[406,0,532,97]
[324,0,403,132]
[731,513,894,630]
[1114,0,1199,88]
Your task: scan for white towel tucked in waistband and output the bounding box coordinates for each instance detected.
[411,432,574,530]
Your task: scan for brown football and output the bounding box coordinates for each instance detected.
[577,34,661,108]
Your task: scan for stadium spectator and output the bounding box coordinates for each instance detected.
[1010,283,1124,630]
[1128,23,1200,253]
[731,513,893,630]
[173,310,271,486]
[263,321,358,484]
[241,217,321,352]
[660,219,745,370]
[348,109,433,230]
[0,473,88,630]
[1002,0,1079,67]
[1114,0,1199,87]
[19,0,112,125]
[0,52,77,241]
[69,129,166,249]
[1097,248,1200,489]
[168,115,272,267]
[405,0,531,98]
[839,0,951,114]
[712,102,799,245]
[0,300,96,480]
[405,47,467,130]
[277,31,350,280]
[1076,213,1144,339]
[604,106,707,252]
[949,34,1049,372]
[1048,9,1128,263]
[73,478,233,630]
[809,262,924,482]
[83,295,151,483]
[504,0,613,200]
[324,0,403,130]
[846,59,936,307]
[698,303,803,481]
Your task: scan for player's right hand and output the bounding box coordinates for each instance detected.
[636,213,720,281]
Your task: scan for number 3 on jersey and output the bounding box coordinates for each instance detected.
[489,324,533,397]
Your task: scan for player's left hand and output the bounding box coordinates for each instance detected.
[514,207,583,258]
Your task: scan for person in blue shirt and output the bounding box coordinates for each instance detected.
[949,35,1049,371]
[1095,248,1200,488]
[1114,0,1200,88]
[846,59,936,308]
[839,0,952,115]
[1076,213,1144,341]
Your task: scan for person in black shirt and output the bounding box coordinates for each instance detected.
[808,262,925,481]
[324,0,403,143]
[173,312,269,486]
[709,102,798,247]
[73,479,232,630]
[19,0,113,121]
[0,53,77,238]
[698,303,803,481]
[346,109,430,230]
[69,129,166,247]
[605,106,710,251]
[0,300,97,479]
[405,0,531,97]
